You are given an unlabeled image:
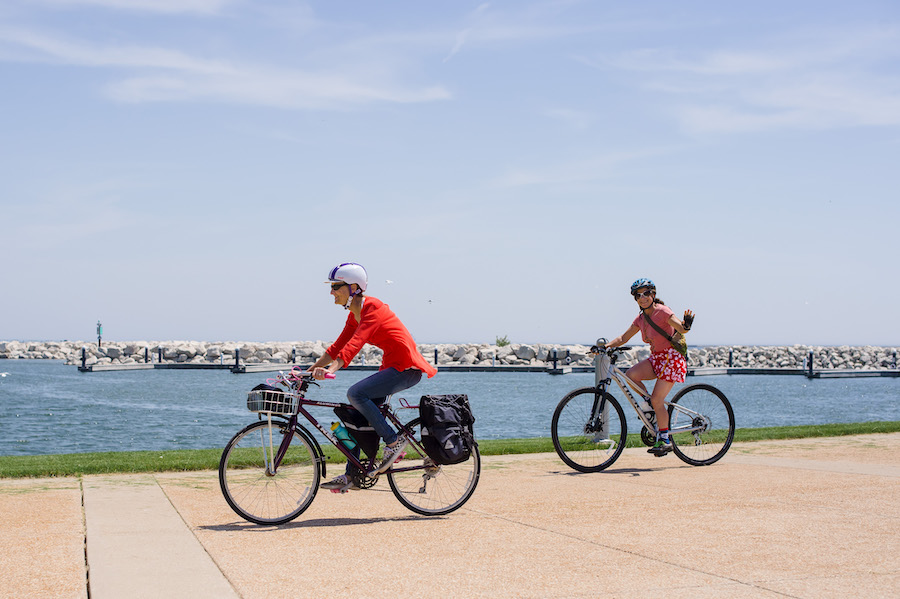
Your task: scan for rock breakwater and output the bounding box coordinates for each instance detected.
[1,341,898,371]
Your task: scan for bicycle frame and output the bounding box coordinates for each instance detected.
[595,349,709,439]
[263,375,423,477]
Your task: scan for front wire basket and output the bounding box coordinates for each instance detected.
[247,389,297,415]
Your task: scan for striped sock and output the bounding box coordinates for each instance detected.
[659,428,669,441]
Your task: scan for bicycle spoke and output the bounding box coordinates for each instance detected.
[552,388,627,472]
[387,418,480,515]
[219,421,320,525]
[668,384,735,466]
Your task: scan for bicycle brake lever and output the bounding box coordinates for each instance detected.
[589,339,610,355]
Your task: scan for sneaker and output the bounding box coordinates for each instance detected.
[367,437,409,476]
[320,474,358,492]
[648,437,673,456]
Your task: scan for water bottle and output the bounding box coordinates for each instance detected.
[331,422,357,451]
[638,396,651,412]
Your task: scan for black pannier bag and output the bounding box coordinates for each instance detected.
[333,405,380,460]
[419,394,477,465]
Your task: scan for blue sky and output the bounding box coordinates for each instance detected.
[2,0,898,347]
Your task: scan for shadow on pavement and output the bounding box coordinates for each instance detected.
[198,513,435,531]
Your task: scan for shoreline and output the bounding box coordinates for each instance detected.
[1,340,898,371]
[3,423,899,477]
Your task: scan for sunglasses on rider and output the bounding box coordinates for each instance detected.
[632,289,654,299]
[330,282,347,291]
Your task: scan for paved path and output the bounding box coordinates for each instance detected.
[1,433,898,599]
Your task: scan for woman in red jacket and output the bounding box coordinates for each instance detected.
[309,262,437,491]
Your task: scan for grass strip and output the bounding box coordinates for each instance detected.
[1,420,898,479]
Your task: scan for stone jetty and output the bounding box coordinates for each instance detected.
[0,340,897,371]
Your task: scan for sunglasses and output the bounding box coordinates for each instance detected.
[633,289,654,299]
[330,282,347,291]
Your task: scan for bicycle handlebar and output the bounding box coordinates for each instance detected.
[589,342,630,357]
[267,367,336,389]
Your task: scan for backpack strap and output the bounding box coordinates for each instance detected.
[641,310,677,347]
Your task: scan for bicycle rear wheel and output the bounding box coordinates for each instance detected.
[668,384,735,466]
[551,387,627,472]
[387,418,481,516]
[219,419,320,525]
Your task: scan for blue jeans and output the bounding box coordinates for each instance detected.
[347,367,423,445]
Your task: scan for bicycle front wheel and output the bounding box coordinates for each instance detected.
[668,384,735,466]
[219,420,320,525]
[551,388,627,472]
[387,418,481,516]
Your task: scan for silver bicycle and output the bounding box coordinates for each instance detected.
[551,342,735,472]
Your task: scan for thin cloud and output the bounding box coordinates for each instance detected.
[107,70,450,109]
[0,28,230,72]
[671,75,900,134]
[591,25,900,134]
[35,0,235,15]
[444,2,490,62]
[441,1,604,62]
[0,28,450,109]
[444,28,472,63]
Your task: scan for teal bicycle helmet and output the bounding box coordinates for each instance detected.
[630,278,656,295]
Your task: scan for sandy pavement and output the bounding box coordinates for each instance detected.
[1,433,898,599]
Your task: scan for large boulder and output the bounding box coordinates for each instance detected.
[452,346,472,360]
[495,346,513,359]
[515,345,537,361]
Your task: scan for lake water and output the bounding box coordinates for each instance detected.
[0,360,898,456]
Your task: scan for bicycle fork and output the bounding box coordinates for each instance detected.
[263,414,295,476]
[586,385,611,439]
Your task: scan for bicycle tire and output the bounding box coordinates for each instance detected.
[668,384,735,466]
[387,417,481,516]
[551,387,627,472]
[219,419,320,525]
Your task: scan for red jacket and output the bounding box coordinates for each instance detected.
[326,297,437,378]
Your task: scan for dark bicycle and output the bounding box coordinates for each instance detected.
[219,367,481,525]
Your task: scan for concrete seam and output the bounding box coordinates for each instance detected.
[152,475,243,598]
[80,476,91,599]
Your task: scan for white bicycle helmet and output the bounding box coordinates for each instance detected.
[326,262,368,292]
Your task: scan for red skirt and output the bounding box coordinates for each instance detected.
[649,348,687,383]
